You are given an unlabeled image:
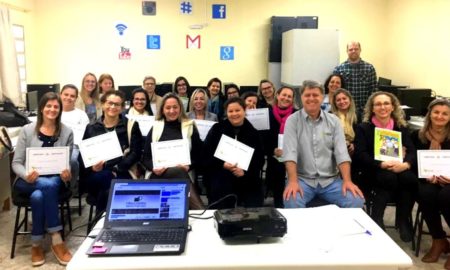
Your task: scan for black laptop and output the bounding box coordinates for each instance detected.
[86,179,189,256]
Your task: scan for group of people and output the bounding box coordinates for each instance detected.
[10,40,450,269]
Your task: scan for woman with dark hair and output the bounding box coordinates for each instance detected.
[98,73,115,94]
[206,77,225,120]
[142,93,204,209]
[225,83,240,99]
[123,88,153,136]
[241,91,258,110]
[257,79,275,108]
[264,86,297,208]
[354,91,418,242]
[411,99,450,268]
[322,74,345,112]
[76,72,102,123]
[203,97,265,209]
[187,88,218,121]
[174,76,191,112]
[80,90,142,214]
[12,92,73,266]
[331,88,357,156]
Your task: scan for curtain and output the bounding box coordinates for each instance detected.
[0,5,23,107]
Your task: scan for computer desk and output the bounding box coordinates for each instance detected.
[67,207,412,270]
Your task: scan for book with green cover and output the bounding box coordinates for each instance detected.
[374,127,402,162]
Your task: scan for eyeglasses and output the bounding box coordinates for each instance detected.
[105,101,122,108]
[373,102,392,108]
[227,90,238,95]
[133,98,146,102]
[144,82,155,86]
[261,86,272,91]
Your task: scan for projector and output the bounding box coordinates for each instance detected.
[213,207,287,239]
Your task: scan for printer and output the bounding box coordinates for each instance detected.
[213,207,287,239]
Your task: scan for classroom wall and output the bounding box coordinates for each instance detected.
[7,0,449,97]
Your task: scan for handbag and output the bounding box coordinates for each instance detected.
[0,126,13,159]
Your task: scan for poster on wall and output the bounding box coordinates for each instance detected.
[186,35,200,49]
[119,46,131,59]
[180,1,193,14]
[212,4,226,19]
[115,23,128,36]
[147,35,161,49]
[220,46,234,60]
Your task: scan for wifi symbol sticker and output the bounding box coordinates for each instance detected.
[115,23,127,36]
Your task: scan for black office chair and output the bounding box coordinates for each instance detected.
[10,185,73,258]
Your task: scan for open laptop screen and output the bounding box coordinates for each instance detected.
[107,181,187,222]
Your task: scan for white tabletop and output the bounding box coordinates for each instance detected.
[67,206,412,270]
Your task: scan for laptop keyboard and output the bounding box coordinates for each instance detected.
[99,229,185,243]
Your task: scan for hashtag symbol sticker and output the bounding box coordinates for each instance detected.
[180,1,193,14]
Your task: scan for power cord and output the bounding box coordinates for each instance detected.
[189,194,237,219]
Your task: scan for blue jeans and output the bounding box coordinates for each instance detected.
[14,177,63,241]
[284,177,365,208]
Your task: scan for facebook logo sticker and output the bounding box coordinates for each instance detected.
[220,46,234,60]
[212,4,226,19]
[146,35,161,49]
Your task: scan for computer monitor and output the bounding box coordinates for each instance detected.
[155,83,173,97]
[239,86,258,94]
[26,84,60,110]
[118,85,141,102]
[397,88,432,116]
[378,77,392,86]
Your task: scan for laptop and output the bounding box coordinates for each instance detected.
[86,179,190,256]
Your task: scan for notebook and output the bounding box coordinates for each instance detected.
[86,179,189,256]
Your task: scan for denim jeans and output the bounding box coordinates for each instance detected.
[283,177,365,208]
[14,176,63,241]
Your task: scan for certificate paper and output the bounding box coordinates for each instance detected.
[26,146,69,175]
[126,114,155,137]
[194,119,216,141]
[245,108,270,130]
[151,139,191,168]
[79,132,123,167]
[70,124,86,145]
[214,134,254,171]
[417,150,450,178]
[374,128,403,162]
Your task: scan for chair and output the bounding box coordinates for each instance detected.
[413,207,450,257]
[10,185,73,258]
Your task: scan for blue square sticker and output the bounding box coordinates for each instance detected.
[212,4,226,19]
[220,46,234,60]
[146,35,161,49]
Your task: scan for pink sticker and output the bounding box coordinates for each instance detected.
[92,247,108,253]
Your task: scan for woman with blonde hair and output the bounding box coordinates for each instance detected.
[98,73,115,94]
[411,99,450,268]
[187,88,218,121]
[354,91,418,242]
[75,72,102,123]
[331,88,357,155]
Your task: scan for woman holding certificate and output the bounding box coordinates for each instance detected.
[12,92,73,266]
[142,93,204,209]
[80,90,142,214]
[354,91,418,242]
[264,86,296,208]
[411,99,450,268]
[203,97,265,209]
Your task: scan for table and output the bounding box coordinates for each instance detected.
[67,206,412,270]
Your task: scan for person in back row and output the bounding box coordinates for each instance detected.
[283,80,364,209]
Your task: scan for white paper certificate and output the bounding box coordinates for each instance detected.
[26,146,70,175]
[126,114,155,137]
[194,119,216,141]
[151,139,191,168]
[213,134,254,171]
[71,124,86,145]
[417,150,450,178]
[79,132,123,167]
[245,108,270,130]
[278,134,284,149]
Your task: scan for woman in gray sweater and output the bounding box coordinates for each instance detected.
[12,92,73,267]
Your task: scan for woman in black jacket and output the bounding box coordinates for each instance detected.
[203,97,265,209]
[80,90,142,214]
[354,91,417,242]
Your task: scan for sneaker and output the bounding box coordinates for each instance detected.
[31,246,45,267]
[51,243,72,265]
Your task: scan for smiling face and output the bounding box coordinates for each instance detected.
[83,74,97,93]
[227,102,245,127]
[334,92,351,112]
[42,99,61,122]
[301,87,323,117]
[327,76,342,95]
[176,79,188,96]
[347,42,361,63]
[244,96,258,110]
[260,82,274,100]
[276,88,294,109]
[61,87,77,111]
[372,94,394,121]
[208,82,221,97]
[226,87,239,99]
[193,91,206,111]
[102,94,123,118]
[100,79,113,92]
[163,97,181,122]
[132,92,147,113]
[430,104,450,129]
[143,78,156,96]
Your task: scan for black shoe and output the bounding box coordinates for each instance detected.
[399,222,413,242]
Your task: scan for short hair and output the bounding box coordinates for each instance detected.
[300,80,324,95]
[241,91,258,101]
[362,91,406,127]
[61,84,79,97]
[419,98,450,143]
[206,77,223,97]
[346,41,361,50]
[156,92,188,121]
[35,92,63,138]
[100,90,126,107]
[143,76,156,85]
[131,88,152,114]
[324,74,346,94]
[273,86,296,108]
[98,73,115,91]
[188,88,209,112]
[224,97,245,112]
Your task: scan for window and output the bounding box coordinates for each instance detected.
[12,24,26,93]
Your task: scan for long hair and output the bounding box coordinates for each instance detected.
[362,91,407,127]
[80,72,99,101]
[188,88,209,113]
[173,76,192,97]
[35,92,63,139]
[131,88,152,115]
[98,73,115,93]
[206,77,223,98]
[156,93,188,121]
[324,74,346,94]
[273,86,296,109]
[418,98,450,143]
[331,88,357,125]
[257,79,275,100]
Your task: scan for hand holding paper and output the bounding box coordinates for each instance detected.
[214,134,254,171]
